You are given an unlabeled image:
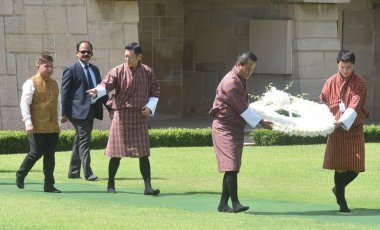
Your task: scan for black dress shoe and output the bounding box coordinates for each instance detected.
[144,188,160,196]
[44,186,61,193]
[233,203,249,213]
[86,175,98,181]
[107,186,116,193]
[68,175,82,179]
[217,204,233,213]
[16,175,24,189]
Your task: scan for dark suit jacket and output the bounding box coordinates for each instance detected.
[61,60,109,120]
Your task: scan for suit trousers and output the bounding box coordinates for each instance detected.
[16,133,59,186]
[68,106,95,178]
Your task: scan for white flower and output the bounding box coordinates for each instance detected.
[250,88,335,137]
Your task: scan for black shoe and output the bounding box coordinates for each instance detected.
[107,186,116,193]
[86,175,98,181]
[144,188,160,196]
[339,205,351,213]
[44,186,61,193]
[16,175,24,189]
[217,204,233,213]
[233,203,249,213]
[68,175,82,179]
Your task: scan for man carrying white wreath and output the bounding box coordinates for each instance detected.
[320,50,370,213]
[209,52,272,213]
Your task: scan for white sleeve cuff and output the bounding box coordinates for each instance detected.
[241,107,262,128]
[145,97,159,116]
[96,85,107,98]
[25,118,32,128]
[339,108,357,131]
[92,85,106,103]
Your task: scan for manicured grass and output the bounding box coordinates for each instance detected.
[0,144,379,229]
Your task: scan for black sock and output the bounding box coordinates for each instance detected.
[225,171,239,207]
[219,173,229,207]
[344,171,358,187]
[334,171,347,206]
[139,156,152,191]
[108,157,120,186]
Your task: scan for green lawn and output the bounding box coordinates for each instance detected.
[0,144,379,230]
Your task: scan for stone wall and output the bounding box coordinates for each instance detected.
[0,0,139,130]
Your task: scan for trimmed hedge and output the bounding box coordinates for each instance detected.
[251,124,380,146]
[0,128,212,154]
[1,125,379,154]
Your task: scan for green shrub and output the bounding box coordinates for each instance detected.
[0,128,212,154]
[251,124,380,146]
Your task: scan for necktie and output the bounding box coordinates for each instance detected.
[85,65,94,89]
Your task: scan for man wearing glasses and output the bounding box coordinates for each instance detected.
[61,41,109,181]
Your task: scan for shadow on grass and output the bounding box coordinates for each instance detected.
[0,182,42,186]
[249,208,380,216]
[96,177,166,181]
[0,170,42,173]
[158,191,220,196]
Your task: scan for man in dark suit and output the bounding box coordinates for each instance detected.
[61,41,109,181]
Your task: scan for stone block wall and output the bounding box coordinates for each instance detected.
[0,0,139,130]
[138,0,184,119]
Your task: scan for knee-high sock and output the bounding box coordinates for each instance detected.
[219,173,229,206]
[139,156,152,189]
[344,171,358,187]
[334,171,346,205]
[225,171,239,207]
[108,157,120,185]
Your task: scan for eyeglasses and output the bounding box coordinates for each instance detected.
[78,50,93,55]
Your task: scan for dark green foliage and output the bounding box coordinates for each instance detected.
[149,128,212,147]
[0,128,213,154]
[364,125,380,142]
[0,131,29,154]
[251,125,380,146]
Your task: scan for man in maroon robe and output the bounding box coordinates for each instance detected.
[87,42,160,195]
[209,52,272,213]
[320,50,369,213]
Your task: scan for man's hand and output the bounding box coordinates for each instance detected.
[61,115,68,123]
[334,120,341,130]
[141,106,151,117]
[86,88,98,98]
[26,125,34,136]
[259,119,273,130]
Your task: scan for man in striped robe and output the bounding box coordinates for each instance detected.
[320,50,369,213]
[209,52,272,213]
[87,42,160,195]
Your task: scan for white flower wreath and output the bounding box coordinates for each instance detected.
[250,87,335,137]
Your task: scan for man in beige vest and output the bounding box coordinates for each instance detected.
[16,54,62,193]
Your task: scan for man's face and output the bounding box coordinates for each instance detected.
[125,49,141,69]
[38,61,53,79]
[76,42,93,64]
[338,61,354,78]
[237,59,256,80]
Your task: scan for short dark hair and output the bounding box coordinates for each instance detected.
[36,54,53,66]
[337,50,355,64]
[125,42,142,55]
[77,41,93,51]
[236,52,258,65]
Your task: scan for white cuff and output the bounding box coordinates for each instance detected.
[339,108,357,131]
[145,97,159,116]
[25,118,32,128]
[95,85,107,100]
[241,107,262,128]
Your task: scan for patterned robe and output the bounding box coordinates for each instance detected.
[209,66,249,172]
[101,63,160,158]
[320,71,368,171]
